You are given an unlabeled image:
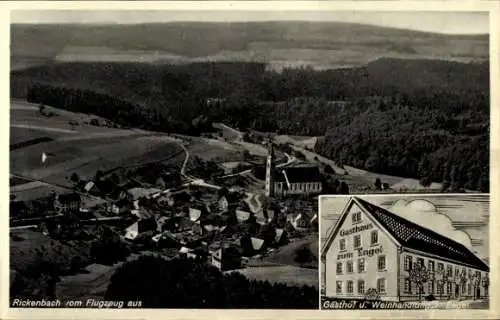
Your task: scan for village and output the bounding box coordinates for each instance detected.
[10,130,325,296]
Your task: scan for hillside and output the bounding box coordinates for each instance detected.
[11,22,488,71]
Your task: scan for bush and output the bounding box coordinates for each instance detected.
[425,294,436,301]
[105,256,318,309]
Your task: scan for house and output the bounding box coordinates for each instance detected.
[236,236,265,256]
[265,144,323,197]
[107,199,131,215]
[216,193,240,213]
[124,218,158,241]
[131,207,154,220]
[256,209,275,225]
[53,193,81,214]
[236,210,252,223]
[189,207,203,222]
[321,197,489,301]
[10,200,30,218]
[210,245,242,271]
[275,228,288,245]
[127,187,161,201]
[287,213,311,232]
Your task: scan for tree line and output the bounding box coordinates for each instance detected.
[13,59,489,191]
[105,255,318,309]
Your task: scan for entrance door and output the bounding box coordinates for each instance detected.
[455,286,460,298]
[476,288,481,299]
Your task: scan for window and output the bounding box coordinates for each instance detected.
[354,235,362,248]
[340,239,346,251]
[377,278,386,293]
[437,282,444,295]
[428,280,434,294]
[455,268,459,277]
[347,260,354,273]
[347,281,354,294]
[462,284,466,294]
[447,282,452,294]
[417,258,424,267]
[352,211,362,224]
[378,255,386,271]
[428,260,435,273]
[405,255,413,271]
[370,230,378,245]
[358,258,365,273]
[336,262,343,274]
[437,263,444,272]
[404,278,412,293]
[468,283,471,295]
[336,281,342,294]
[358,280,365,294]
[447,265,453,277]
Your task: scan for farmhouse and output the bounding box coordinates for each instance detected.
[265,144,322,197]
[53,192,81,214]
[321,197,489,302]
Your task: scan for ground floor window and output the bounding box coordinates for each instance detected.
[336,281,342,294]
[358,280,365,294]
[404,278,412,293]
[347,281,354,294]
[447,282,452,294]
[377,278,386,294]
[428,280,434,294]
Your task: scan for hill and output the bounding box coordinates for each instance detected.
[11,22,488,71]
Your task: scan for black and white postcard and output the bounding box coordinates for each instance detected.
[3,2,498,319]
[320,194,490,310]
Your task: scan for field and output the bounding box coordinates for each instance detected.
[262,234,319,268]
[11,23,488,71]
[10,228,92,273]
[229,265,318,288]
[10,99,185,200]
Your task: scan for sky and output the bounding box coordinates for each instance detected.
[320,195,489,259]
[10,10,489,35]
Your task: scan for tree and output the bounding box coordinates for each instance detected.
[374,177,382,190]
[339,181,350,195]
[70,172,80,183]
[481,276,489,298]
[324,164,335,175]
[38,103,46,115]
[294,246,313,265]
[435,269,447,299]
[409,263,429,301]
[105,256,318,309]
[419,176,432,188]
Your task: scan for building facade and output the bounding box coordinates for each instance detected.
[321,197,489,301]
[265,144,323,197]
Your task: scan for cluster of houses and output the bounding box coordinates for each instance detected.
[105,184,319,271]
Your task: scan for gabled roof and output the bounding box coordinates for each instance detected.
[322,197,489,272]
[251,237,265,251]
[236,210,251,222]
[274,165,322,183]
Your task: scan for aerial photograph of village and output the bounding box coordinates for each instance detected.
[9,10,489,309]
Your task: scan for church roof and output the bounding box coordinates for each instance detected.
[322,197,489,272]
[274,165,322,183]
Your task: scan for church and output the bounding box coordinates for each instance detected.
[265,143,323,197]
[321,197,489,302]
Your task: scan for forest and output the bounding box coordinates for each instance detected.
[11,58,490,191]
[105,255,319,309]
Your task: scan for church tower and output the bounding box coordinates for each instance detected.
[265,141,275,197]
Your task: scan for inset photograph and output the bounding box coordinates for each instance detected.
[320,194,489,310]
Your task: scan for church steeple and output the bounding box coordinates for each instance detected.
[265,140,275,197]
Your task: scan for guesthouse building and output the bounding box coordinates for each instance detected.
[321,197,489,302]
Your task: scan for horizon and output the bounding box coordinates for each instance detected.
[10,10,489,36]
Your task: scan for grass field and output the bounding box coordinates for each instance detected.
[230,265,318,288]
[10,229,92,273]
[10,100,185,200]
